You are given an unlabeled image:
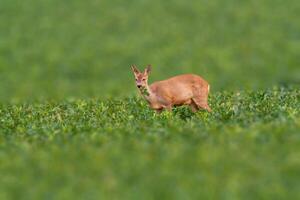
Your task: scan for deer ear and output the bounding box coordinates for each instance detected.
[144,64,152,75]
[131,65,140,74]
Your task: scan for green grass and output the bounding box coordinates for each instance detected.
[0,88,299,199]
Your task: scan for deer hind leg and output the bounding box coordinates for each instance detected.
[191,85,212,112]
[189,101,199,112]
[192,97,211,112]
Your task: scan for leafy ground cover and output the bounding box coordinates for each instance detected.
[0,88,299,199]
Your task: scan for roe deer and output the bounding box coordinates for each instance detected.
[131,64,211,113]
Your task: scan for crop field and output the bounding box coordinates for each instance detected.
[0,89,299,199]
[0,0,300,199]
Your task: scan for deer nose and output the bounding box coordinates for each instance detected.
[137,85,142,88]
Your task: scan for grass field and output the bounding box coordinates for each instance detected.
[0,0,300,199]
[0,88,299,199]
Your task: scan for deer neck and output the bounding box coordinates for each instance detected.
[139,85,154,102]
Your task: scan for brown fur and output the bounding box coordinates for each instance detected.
[131,65,211,113]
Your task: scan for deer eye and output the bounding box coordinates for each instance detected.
[142,79,146,81]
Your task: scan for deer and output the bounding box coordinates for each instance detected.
[131,64,211,113]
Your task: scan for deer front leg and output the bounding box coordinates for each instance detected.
[154,108,163,113]
[154,105,172,113]
[150,103,164,113]
[163,104,172,112]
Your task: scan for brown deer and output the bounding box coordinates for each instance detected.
[131,64,211,113]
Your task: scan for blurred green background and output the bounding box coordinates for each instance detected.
[1,0,299,100]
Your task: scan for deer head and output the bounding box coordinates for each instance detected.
[131,64,151,89]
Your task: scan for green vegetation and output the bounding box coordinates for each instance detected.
[0,88,299,199]
[0,0,299,199]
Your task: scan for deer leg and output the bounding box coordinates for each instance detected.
[155,108,163,113]
[164,104,172,112]
[192,97,212,112]
[192,86,211,112]
[189,101,199,112]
